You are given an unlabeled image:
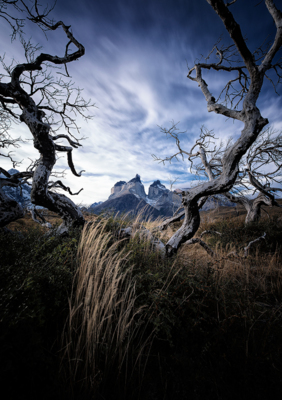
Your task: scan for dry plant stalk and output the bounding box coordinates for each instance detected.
[61,218,150,396]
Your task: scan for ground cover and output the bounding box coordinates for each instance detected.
[1,206,282,399]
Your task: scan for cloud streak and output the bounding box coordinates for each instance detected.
[1,0,281,205]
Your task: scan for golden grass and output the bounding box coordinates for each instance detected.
[61,217,153,397]
[177,239,282,300]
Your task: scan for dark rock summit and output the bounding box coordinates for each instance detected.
[148,180,168,200]
[114,181,126,187]
[110,174,146,200]
[128,174,141,183]
[150,180,165,188]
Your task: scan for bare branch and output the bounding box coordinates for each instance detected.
[183,231,266,261]
[244,232,266,257]
[200,230,222,238]
[206,0,257,75]
[225,0,237,6]
[30,206,52,228]
[48,180,83,196]
[184,237,215,258]
[52,134,82,148]
[54,144,85,177]
[157,209,185,231]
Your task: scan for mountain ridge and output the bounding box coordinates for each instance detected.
[89,175,235,218]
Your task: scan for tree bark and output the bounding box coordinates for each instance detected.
[20,107,85,233]
[225,191,273,224]
[166,196,200,256]
[245,193,272,224]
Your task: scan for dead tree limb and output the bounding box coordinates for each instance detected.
[244,232,266,257]
[30,206,52,228]
[155,1,281,256]
[200,230,222,238]
[184,237,215,257]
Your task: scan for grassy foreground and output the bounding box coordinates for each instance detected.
[1,209,282,399]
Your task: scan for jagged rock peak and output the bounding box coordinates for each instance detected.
[151,180,166,189]
[110,174,146,199]
[128,174,141,183]
[114,181,126,187]
[148,179,168,200]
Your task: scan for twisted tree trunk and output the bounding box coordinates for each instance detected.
[21,108,84,233]
[165,0,281,256]
[225,191,273,224]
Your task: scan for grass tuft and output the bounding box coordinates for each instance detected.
[61,218,153,399]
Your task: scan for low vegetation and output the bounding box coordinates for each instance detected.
[1,207,282,400]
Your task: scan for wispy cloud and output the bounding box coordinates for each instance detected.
[1,0,281,205]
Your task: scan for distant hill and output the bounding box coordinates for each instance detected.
[88,201,103,210]
[90,193,162,219]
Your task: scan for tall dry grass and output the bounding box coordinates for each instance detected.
[178,239,282,298]
[61,218,152,398]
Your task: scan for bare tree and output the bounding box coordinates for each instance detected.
[224,129,282,223]
[0,0,93,233]
[153,125,217,231]
[156,0,282,256]
[156,125,282,227]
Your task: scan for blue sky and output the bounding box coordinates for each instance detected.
[1,0,282,205]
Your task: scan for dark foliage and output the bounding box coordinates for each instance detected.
[0,226,80,400]
[1,216,282,399]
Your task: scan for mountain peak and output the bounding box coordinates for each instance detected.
[150,180,166,189]
[148,180,168,200]
[128,174,141,183]
[114,180,126,187]
[8,168,20,175]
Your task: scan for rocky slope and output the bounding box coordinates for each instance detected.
[109,174,147,200]
[148,180,168,200]
[153,191,182,217]
[200,195,235,211]
[89,201,103,209]
[1,169,32,207]
[89,193,161,219]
